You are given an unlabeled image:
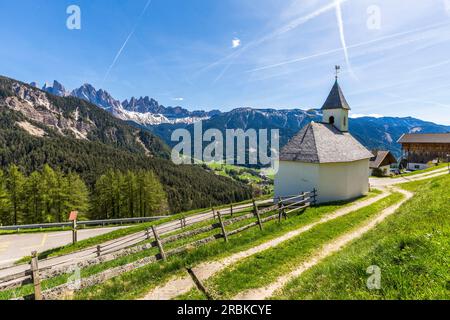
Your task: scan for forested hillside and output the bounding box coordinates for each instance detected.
[0,165,169,225]
[0,76,252,215]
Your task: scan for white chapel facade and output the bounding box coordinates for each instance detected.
[274,76,373,204]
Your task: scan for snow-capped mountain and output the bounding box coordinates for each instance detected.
[40,80,215,125]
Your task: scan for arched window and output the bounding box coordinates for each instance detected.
[329,116,335,125]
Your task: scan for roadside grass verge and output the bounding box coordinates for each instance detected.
[0,224,135,236]
[14,196,272,264]
[69,192,381,300]
[273,175,449,300]
[0,207,257,300]
[201,193,403,299]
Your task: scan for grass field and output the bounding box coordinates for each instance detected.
[272,175,450,300]
[67,191,380,300]
[200,193,403,299]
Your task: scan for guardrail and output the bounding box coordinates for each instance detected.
[0,216,168,231]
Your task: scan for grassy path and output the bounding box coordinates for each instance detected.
[144,190,391,300]
[231,188,412,300]
[66,190,381,300]
[273,175,450,300]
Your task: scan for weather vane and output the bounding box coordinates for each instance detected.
[335,65,341,80]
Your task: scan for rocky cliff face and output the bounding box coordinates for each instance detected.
[0,76,169,157]
[42,80,70,97]
[6,81,93,139]
[71,83,122,110]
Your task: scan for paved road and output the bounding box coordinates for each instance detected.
[0,226,126,267]
[0,199,272,280]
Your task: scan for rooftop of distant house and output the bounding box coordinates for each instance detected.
[397,133,450,144]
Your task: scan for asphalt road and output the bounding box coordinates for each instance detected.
[0,226,126,267]
[0,199,272,280]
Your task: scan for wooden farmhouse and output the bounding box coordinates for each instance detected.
[369,150,397,176]
[275,78,373,204]
[398,133,450,170]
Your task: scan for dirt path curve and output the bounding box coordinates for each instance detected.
[233,187,413,300]
[370,168,448,187]
[142,190,391,300]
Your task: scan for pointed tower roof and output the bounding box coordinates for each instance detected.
[321,80,351,111]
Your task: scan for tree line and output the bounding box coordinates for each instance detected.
[0,165,169,226]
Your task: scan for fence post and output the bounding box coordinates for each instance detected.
[96,245,101,257]
[230,204,234,218]
[72,218,78,245]
[152,226,166,261]
[30,251,42,300]
[212,207,216,220]
[146,228,151,240]
[312,188,318,205]
[217,211,228,242]
[253,201,263,231]
[277,197,283,223]
[252,198,258,216]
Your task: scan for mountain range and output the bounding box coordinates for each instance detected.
[36,80,450,158]
[0,76,252,212]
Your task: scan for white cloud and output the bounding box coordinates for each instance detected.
[232,38,241,48]
[350,113,384,119]
[172,97,184,101]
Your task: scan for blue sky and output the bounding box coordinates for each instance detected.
[1,0,450,124]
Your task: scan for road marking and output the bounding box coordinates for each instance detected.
[21,233,48,251]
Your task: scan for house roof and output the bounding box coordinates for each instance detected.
[280,122,373,163]
[321,80,351,111]
[398,133,450,144]
[369,150,397,169]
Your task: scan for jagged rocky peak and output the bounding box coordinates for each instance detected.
[71,83,122,110]
[122,96,163,114]
[42,80,70,97]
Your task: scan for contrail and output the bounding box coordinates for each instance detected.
[247,20,450,73]
[334,0,356,78]
[103,0,152,84]
[198,0,349,83]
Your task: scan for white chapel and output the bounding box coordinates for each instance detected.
[274,74,373,204]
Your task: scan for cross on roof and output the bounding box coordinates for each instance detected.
[335,65,341,80]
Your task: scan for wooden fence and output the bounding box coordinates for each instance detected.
[1,190,317,300]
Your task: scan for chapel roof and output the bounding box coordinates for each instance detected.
[321,80,351,111]
[280,122,373,163]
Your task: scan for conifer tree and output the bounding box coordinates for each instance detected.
[0,170,11,225]
[6,165,25,225]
